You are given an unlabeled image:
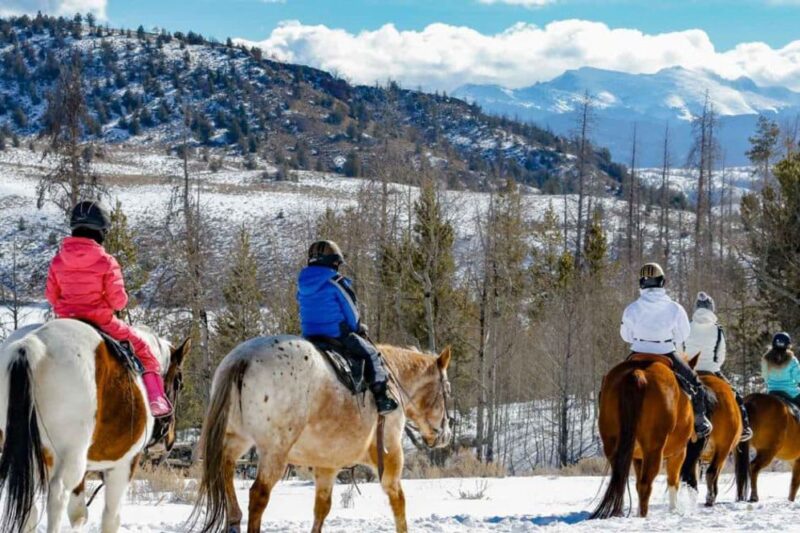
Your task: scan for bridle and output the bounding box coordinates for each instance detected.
[392,360,453,447]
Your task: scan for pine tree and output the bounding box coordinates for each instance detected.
[104,200,147,306]
[746,114,780,189]
[741,152,800,332]
[214,226,264,360]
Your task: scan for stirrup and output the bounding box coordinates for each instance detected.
[695,418,713,439]
[740,426,753,442]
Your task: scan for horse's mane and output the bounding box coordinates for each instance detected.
[379,344,437,378]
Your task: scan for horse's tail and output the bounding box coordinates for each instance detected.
[0,336,48,533]
[735,434,751,501]
[190,358,250,533]
[592,368,646,519]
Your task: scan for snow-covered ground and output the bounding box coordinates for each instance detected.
[45,472,800,532]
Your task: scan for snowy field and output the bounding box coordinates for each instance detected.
[30,472,798,532]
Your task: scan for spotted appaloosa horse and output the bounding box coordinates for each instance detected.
[0,319,190,533]
[192,336,452,533]
[592,354,698,519]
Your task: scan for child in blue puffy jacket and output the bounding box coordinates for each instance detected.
[297,240,398,414]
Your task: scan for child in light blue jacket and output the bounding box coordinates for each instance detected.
[762,332,800,403]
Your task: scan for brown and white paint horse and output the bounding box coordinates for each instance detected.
[0,319,189,533]
[192,335,452,533]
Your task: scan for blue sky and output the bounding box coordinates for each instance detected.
[103,0,799,50]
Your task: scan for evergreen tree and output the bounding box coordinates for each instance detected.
[746,114,781,189]
[214,226,264,360]
[741,152,800,332]
[104,200,148,307]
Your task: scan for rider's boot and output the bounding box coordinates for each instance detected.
[691,388,713,439]
[736,390,753,442]
[371,381,398,415]
[143,372,173,418]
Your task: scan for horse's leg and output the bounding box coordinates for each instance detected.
[311,468,337,533]
[47,452,86,533]
[246,452,287,533]
[636,450,663,518]
[705,451,725,507]
[749,449,776,503]
[789,458,800,501]
[67,474,89,529]
[223,436,252,533]
[100,463,132,533]
[380,449,408,533]
[665,448,687,513]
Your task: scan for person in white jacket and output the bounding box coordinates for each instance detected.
[684,292,752,441]
[620,263,713,438]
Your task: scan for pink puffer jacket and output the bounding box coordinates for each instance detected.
[45,237,129,324]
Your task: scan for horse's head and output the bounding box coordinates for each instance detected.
[400,346,453,449]
[156,337,191,452]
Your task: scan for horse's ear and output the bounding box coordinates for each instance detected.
[688,352,701,370]
[437,346,452,370]
[171,337,192,367]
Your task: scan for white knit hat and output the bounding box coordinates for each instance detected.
[695,291,715,312]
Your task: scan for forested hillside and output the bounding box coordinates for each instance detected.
[0,13,631,192]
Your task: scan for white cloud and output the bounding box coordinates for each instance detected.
[478,0,557,7]
[0,0,107,19]
[261,0,286,3]
[240,19,800,93]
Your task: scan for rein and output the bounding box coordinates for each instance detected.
[383,352,453,447]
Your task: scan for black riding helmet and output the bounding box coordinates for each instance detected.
[773,332,792,351]
[70,200,111,233]
[308,240,345,269]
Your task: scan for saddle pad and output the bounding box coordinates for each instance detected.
[313,342,368,395]
[629,353,674,369]
[78,320,144,375]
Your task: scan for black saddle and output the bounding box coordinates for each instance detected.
[78,320,144,375]
[307,336,368,395]
[769,391,800,422]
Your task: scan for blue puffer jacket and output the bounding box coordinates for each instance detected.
[297,265,360,338]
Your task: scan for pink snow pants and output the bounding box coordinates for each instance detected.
[98,316,161,374]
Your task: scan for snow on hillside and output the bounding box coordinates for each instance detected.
[638,166,759,203]
[455,66,800,166]
[1,145,679,301]
[39,472,800,532]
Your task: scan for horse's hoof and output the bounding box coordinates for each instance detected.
[704,501,714,507]
[227,526,241,533]
[749,497,759,503]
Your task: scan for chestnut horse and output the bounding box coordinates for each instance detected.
[680,373,742,506]
[736,393,800,502]
[592,354,697,518]
[191,336,452,533]
[0,319,190,533]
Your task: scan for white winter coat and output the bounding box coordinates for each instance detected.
[620,288,691,355]
[683,308,726,373]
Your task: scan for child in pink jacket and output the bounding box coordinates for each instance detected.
[45,201,172,417]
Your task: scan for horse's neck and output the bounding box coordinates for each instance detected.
[382,346,433,396]
[132,326,169,375]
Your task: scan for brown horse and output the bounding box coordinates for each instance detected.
[592,353,697,519]
[736,393,800,502]
[191,336,452,533]
[680,373,741,506]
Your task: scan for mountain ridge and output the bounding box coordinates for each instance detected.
[455,66,800,166]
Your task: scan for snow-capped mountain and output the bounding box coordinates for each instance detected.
[455,67,800,166]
